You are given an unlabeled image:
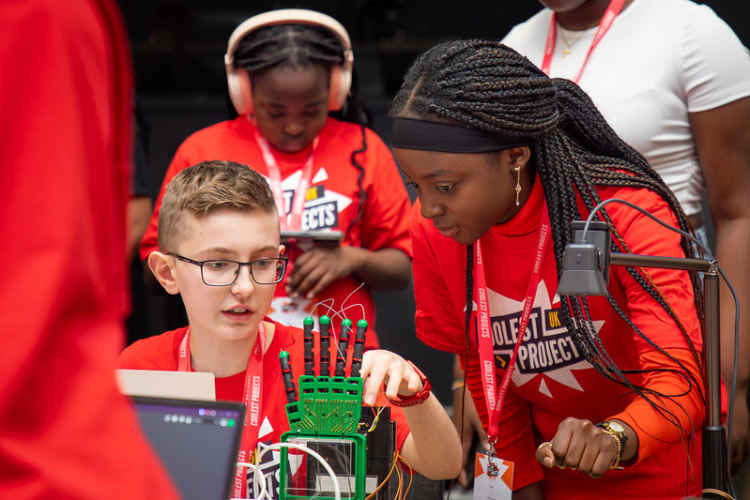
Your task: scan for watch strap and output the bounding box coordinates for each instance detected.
[596,421,627,470]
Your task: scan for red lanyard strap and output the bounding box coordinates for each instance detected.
[178,324,266,498]
[255,132,318,232]
[474,209,551,446]
[541,0,626,83]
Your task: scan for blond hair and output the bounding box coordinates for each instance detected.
[158,160,276,252]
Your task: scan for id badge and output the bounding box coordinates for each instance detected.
[473,452,513,500]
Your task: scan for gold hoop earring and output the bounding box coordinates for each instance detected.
[514,165,522,206]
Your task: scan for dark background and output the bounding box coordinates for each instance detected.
[120,1,750,405]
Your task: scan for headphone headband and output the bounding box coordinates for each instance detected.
[224,9,353,71]
[224,9,354,115]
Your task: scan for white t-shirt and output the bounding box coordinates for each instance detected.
[503,0,750,216]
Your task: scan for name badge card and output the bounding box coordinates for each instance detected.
[473,452,513,500]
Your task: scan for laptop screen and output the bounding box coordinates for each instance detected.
[131,396,245,500]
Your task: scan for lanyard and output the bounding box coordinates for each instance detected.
[178,324,266,499]
[541,0,626,83]
[255,132,318,232]
[474,208,551,448]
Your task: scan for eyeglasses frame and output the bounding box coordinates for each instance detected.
[167,252,288,286]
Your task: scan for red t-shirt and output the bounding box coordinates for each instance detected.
[120,320,410,495]
[0,1,177,498]
[140,117,412,348]
[411,176,705,499]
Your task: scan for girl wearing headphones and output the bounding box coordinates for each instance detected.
[140,9,412,348]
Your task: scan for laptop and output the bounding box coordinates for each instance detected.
[131,396,245,500]
[117,369,216,400]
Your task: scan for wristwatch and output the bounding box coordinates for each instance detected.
[596,420,627,469]
[385,361,431,407]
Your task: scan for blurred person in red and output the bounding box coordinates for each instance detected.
[0,1,178,498]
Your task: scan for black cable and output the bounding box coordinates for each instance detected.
[581,198,706,253]
[717,264,740,499]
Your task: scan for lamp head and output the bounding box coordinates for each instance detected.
[557,242,609,296]
[557,220,611,296]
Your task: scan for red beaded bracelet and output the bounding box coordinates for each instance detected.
[385,361,432,407]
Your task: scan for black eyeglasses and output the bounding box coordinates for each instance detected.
[168,253,288,286]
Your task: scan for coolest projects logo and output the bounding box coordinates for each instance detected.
[277,167,352,231]
[488,280,603,398]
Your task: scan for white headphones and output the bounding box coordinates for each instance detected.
[224,8,354,116]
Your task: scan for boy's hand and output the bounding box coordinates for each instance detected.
[286,246,363,300]
[358,350,424,406]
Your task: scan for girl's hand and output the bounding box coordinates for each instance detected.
[536,417,625,478]
[286,245,361,299]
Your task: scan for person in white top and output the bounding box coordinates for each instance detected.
[444,0,750,492]
[489,0,750,486]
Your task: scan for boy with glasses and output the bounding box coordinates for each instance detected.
[120,160,460,497]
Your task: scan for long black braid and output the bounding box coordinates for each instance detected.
[391,39,705,431]
[233,23,368,236]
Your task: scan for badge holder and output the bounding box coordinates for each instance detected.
[473,441,514,500]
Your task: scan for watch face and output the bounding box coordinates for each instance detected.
[608,421,625,433]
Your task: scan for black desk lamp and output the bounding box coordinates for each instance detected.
[556,198,736,500]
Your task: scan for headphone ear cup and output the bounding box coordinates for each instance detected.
[328,64,351,111]
[227,68,253,116]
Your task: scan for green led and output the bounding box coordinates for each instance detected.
[227,419,236,427]
[279,350,289,360]
[319,315,330,325]
[341,318,353,327]
[303,316,314,326]
[357,319,368,329]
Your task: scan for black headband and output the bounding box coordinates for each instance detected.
[391,117,528,153]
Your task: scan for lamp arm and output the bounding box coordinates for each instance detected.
[609,253,712,273]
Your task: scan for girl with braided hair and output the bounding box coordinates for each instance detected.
[391,39,706,499]
[140,9,412,348]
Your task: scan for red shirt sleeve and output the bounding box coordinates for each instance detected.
[610,348,705,465]
[606,189,703,353]
[356,129,413,258]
